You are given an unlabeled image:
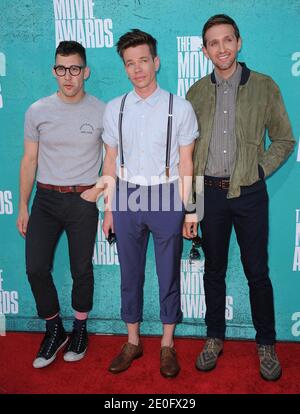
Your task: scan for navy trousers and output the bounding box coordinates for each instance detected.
[201,179,276,345]
[112,180,185,324]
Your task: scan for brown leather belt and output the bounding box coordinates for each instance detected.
[204,177,230,190]
[37,182,94,193]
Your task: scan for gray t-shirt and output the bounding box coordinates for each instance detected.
[24,93,105,185]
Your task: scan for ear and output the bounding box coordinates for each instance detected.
[202,46,209,60]
[83,66,90,80]
[154,55,160,72]
[237,37,242,52]
[52,67,57,78]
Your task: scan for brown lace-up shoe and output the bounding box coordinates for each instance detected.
[108,342,143,374]
[160,346,180,378]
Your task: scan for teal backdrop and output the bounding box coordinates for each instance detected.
[0,0,299,341]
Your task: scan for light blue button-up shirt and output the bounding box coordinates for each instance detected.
[103,86,199,185]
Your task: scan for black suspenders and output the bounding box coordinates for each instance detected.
[165,93,174,178]
[118,92,174,180]
[118,93,128,179]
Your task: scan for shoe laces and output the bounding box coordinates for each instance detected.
[40,325,60,357]
[259,344,276,359]
[161,346,176,358]
[205,338,220,353]
[122,342,140,355]
[68,326,87,352]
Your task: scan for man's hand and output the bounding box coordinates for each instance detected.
[102,210,114,238]
[182,213,198,239]
[17,208,29,238]
[80,187,103,203]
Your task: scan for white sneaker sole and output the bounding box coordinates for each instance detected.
[33,337,69,369]
[63,348,87,362]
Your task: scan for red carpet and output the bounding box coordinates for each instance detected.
[0,333,299,394]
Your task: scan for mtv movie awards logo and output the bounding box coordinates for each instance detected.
[0,52,6,109]
[0,269,19,335]
[293,209,300,271]
[291,51,300,77]
[93,215,119,265]
[53,0,114,48]
[180,259,233,320]
[177,36,213,97]
[0,190,13,215]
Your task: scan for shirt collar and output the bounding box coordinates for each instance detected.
[130,85,161,106]
[215,63,242,88]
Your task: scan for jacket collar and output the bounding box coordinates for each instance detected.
[210,62,250,86]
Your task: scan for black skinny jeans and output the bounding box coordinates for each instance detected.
[26,188,99,319]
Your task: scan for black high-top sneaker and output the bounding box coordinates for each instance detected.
[33,322,68,368]
[63,320,88,362]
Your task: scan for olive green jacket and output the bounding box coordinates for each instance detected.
[186,63,295,199]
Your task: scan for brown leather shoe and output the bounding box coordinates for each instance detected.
[160,346,180,378]
[108,342,143,374]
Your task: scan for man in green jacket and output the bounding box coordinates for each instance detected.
[185,14,295,381]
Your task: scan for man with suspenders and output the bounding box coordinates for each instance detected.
[101,29,198,377]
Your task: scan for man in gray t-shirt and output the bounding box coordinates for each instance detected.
[17,41,105,369]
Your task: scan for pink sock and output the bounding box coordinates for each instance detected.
[75,311,88,321]
[45,313,59,321]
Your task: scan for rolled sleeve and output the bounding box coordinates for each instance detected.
[24,107,39,142]
[177,100,199,146]
[102,101,119,148]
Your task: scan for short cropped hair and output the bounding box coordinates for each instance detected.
[116,29,157,60]
[55,40,86,65]
[202,14,240,47]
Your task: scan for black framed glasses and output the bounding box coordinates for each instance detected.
[189,235,202,263]
[53,65,85,77]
